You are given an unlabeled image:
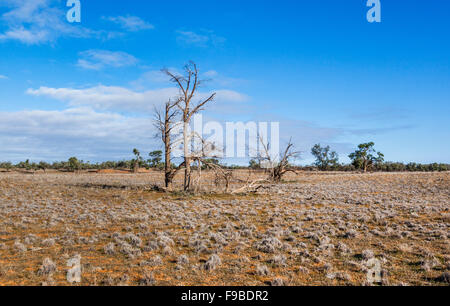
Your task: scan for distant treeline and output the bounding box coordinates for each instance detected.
[0,159,448,173]
[0,159,139,172]
[0,144,448,173]
[292,162,450,172]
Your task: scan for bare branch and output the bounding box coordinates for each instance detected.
[189,93,216,121]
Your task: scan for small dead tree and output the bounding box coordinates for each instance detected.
[153,100,184,190]
[207,162,233,193]
[163,61,216,191]
[258,137,300,183]
[192,137,232,193]
[190,136,268,194]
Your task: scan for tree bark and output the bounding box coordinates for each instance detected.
[164,104,173,189]
[183,120,191,191]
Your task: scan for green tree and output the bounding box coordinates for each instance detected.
[131,148,142,173]
[38,161,50,172]
[348,142,384,172]
[68,157,80,172]
[148,150,163,169]
[311,144,339,171]
[0,162,13,172]
[249,159,260,169]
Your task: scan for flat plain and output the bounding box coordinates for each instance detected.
[0,171,448,286]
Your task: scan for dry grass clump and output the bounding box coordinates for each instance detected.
[138,271,156,286]
[0,171,448,286]
[37,258,56,276]
[204,254,222,271]
[103,243,115,255]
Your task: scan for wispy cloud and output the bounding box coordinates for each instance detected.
[202,70,248,87]
[348,125,415,136]
[77,50,138,70]
[0,0,94,45]
[0,75,8,79]
[129,69,174,89]
[103,15,154,32]
[176,30,226,47]
[26,85,247,113]
[27,85,174,113]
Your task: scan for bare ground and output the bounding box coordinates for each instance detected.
[0,171,448,286]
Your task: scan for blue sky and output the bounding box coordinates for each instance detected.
[0,0,449,164]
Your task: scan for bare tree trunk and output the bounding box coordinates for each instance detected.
[154,101,180,191]
[165,153,173,190]
[164,113,173,189]
[183,121,191,191]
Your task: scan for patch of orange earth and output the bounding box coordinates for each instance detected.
[97,169,130,174]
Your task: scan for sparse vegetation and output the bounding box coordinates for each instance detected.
[1,159,448,173]
[0,170,448,286]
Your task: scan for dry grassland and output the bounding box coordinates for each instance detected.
[0,170,448,286]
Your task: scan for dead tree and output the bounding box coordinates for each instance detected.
[153,100,184,190]
[207,162,233,193]
[190,136,266,194]
[185,133,228,193]
[258,137,300,183]
[163,61,216,191]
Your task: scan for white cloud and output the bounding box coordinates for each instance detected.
[0,0,110,45]
[26,85,247,113]
[203,70,219,78]
[176,31,209,46]
[0,75,8,79]
[27,85,175,112]
[0,0,94,45]
[214,90,248,103]
[77,50,138,70]
[129,69,178,90]
[104,15,154,32]
[176,30,226,47]
[0,105,353,164]
[0,84,248,162]
[0,107,154,161]
[132,69,172,84]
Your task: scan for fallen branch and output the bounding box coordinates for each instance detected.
[231,179,269,194]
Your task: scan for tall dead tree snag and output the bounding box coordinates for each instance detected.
[153,100,183,190]
[163,61,216,191]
